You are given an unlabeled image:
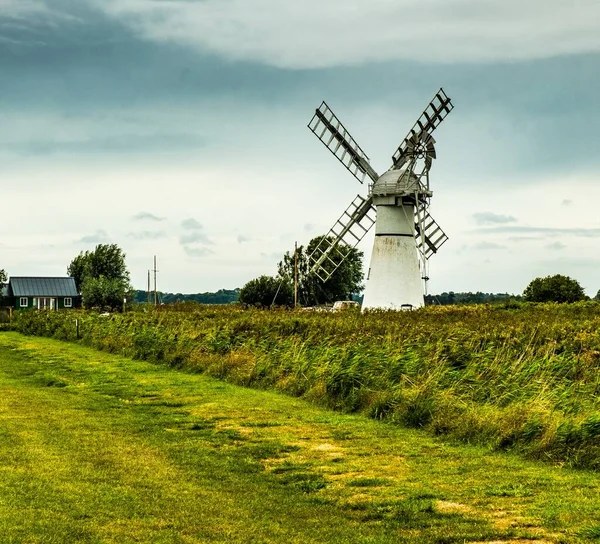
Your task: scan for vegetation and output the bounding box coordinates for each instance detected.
[132,288,240,305]
[67,244,131,310]
[239,275,293,308]
[0,268,7,308]
[523,274,587,303]
[278,236,364,306]
[425,291,522,305]
[3,332,600,543]
[11,301,600,472]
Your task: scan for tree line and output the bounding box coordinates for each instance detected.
[1,242,599,310]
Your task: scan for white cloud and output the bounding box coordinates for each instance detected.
[98,0,600,68]
[473,212,517,226]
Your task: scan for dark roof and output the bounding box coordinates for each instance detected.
[9,277,78,297]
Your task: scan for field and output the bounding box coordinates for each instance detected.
[11,302,600,470]
[2,331,600,543]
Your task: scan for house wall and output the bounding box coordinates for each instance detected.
[12,296,80,310]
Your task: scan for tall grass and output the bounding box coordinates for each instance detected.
[11,302,600,469]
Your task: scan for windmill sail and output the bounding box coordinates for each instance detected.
[414,205,448,259]
[309,194,376,282]
[392,88,453,170]
[308,102,379,185]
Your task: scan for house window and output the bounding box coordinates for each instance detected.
[20,297,28,307]
[64,297,72,308]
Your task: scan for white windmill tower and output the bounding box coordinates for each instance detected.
[306,88,453,310]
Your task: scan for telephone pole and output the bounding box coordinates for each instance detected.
[153,255,158,306]
[294,241,298,309]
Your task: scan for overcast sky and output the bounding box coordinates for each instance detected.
[1,0,600,296]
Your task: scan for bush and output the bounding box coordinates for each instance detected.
[239,276,293,308]
[523,274,587,303]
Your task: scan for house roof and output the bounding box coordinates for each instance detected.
[9,277,78,297]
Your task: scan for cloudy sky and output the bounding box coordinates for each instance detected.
[1,0,599,296]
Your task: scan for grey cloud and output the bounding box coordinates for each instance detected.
[183,246,214,258]
[179,218,214,256]
[133,212,166,222]
[545,241,566,250]
[128,230,167,240]
[473,212,517,225]
[180,232,214,245]
[562,199,573,206]
[78,229,109,244]
[303,223,315,233]
[3,133,205,157]
[508,236,542,242]
[237,234,251,243]
[181,218,203,230]
[474,242,507,250]
[478,226,600,237]
[261,251,284,261]
[98,0,600,69]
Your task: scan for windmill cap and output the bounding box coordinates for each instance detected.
[372,168,423,197]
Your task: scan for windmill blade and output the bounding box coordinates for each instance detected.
[392,88,453,169]
[309,194,376,283]
[414,205,448,259]
[309,102,379,185]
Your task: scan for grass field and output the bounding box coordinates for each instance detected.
[11,303,600,470]
[2,332,600,543]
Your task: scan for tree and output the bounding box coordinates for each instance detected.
[277,236,364,307]
[80,276,127,311]
[239,276,293,308]
[523,274,587,303]
[0,269,7,305]
[68,244,131,311]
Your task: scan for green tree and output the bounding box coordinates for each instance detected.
[68,244,131,311]
[0,269,7,306]
[80,276,127,311]
[277,236,364,307]
[239,276,293,308]
[523,274,587,303]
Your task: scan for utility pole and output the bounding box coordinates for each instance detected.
[147,270,151,308]
[294,241,298,309]
[153,255,158,306]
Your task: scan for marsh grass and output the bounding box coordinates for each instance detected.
[11,301,600,469]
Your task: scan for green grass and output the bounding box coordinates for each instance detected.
[2,332,600,542]
[11,302,600,469]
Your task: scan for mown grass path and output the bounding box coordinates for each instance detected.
[1,332,599,543]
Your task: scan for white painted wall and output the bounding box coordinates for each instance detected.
[362,203,424,310]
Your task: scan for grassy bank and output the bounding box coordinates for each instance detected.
[3,332,600,542]
[10,302,600,469]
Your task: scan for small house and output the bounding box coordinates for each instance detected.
[5,277,79,310]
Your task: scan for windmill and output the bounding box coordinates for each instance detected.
[306,88,453,310]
